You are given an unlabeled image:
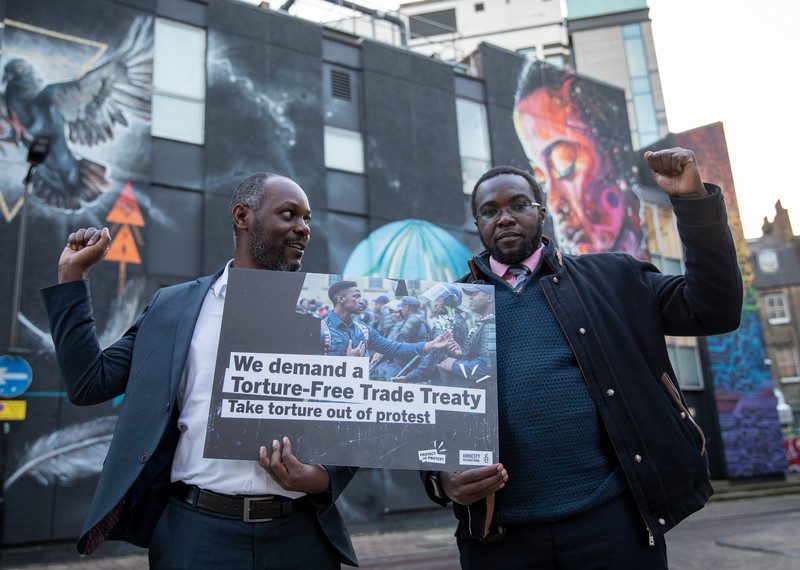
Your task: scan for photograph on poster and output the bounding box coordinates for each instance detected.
[203,269,499,470]
[205,269,498,469]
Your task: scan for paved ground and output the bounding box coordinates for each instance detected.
[4,485,800,569]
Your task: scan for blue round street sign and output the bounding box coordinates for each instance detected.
[0,355,33,397]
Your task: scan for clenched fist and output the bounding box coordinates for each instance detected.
[58,226,111,283]
[644,148,707,199]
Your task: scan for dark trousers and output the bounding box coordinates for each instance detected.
[149,496,340,569]
[458,494,668,569]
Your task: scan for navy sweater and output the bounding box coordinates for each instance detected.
[494,269,625,523]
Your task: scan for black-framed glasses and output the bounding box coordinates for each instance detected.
[476,201,540,223]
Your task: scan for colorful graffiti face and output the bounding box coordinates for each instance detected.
[474,173,545,264]
[513,68,645,258]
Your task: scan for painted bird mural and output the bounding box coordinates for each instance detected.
[1,17,152,210]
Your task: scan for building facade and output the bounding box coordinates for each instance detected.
[748,202,800,426]
[566,0,669,148]
[396,0,668,148]
[0,0,784,547]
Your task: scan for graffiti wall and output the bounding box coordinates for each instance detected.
[479,45,648,260]
[0,0,153,543]
[673,123,786,477]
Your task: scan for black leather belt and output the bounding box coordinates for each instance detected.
[171,481,302,522]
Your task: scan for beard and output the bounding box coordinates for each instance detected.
[483,225,543,265]
[249,220,302,272]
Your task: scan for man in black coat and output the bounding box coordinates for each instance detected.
[422,148,742,568]
[41,173,358,567]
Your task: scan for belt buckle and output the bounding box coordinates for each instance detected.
[243,496,275,523]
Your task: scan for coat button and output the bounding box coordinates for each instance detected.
[578,327,586,335]
[680,411,687,419]
[166,402,171,411]
[139,452,150,463]
[634,454,642,463]
[606,389,615,397]
[658,518,666,525]
[552,277,559,284]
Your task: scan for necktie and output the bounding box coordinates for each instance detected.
[507,264,531,291]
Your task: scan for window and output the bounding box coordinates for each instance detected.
[408,9,457,38]
[775,348,800,383]
[152,19,206,144]
[475,3,485,11]
[544,54,567,68]
[456,98,491,195]
[324,126,364,173]
[765,293,790,324]
[516,47,538,60]
[665,335,704,389]
[758,249,779,273]
[622,23,659,146]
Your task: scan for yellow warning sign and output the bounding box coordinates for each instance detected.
[106,182,145,227]
[0,400,27,421]
[105,224,142,264]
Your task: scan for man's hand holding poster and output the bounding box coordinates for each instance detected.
[203,269,498,470]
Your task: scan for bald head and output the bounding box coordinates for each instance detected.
[230,174,311,271]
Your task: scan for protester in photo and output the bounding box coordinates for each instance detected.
[41,173,358,567]
[320,282,448,364]
[435,286,496,386]
[395,283,471,385]
[421,148,743,569]
[373,294,393,335]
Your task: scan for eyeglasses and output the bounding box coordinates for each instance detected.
[476,201,541,223]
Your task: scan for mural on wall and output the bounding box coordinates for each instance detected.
[0,16,152,215]
[0,2,154,544]
[204,27,325,208]
[4,416,117,492]
[673,123,786,477]
[513,60,648,259]
[343,219,471,281]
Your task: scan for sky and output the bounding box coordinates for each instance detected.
[264,0,800,239]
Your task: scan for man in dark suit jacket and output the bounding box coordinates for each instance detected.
[41,173,357,568]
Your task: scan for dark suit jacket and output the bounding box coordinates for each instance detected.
[41,271,358,565]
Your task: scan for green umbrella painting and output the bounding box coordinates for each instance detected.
[343,219,471,281]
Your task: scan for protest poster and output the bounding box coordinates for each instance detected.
[203,268,498,470]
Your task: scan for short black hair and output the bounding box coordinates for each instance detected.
[328,280,359,303]
[230,172,280,244]
[471,165,543,218]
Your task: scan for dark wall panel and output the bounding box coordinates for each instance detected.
[151,138,205,191]
[207,0,267,41]
[146,186,202,278]
[362,40,462,227]
[204,18,327,271]
[203,192,234,275]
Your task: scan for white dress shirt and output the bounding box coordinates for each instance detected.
[170,262,304,498]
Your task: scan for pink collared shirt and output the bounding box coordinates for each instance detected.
[489,243,545,286]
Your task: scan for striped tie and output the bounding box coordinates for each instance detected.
[507,264,531,292]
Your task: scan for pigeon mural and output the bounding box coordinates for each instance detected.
[0,16,152,213]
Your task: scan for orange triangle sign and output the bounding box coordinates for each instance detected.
[105,225,142,264]
[106,182,145,227]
